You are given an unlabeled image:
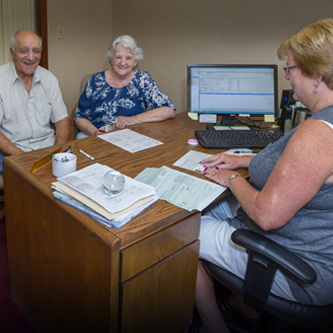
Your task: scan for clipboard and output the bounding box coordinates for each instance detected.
[31,147,62,173]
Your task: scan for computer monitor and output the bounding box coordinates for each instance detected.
[187,64,278,126]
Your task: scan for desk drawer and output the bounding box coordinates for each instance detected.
[120,240,199,333]
[120,211,200,282]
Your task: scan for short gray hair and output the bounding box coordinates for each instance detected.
[106,35,143,65]
[10,29,42,52]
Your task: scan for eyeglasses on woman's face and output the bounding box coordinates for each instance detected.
[283,65,298,75]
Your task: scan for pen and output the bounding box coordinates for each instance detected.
[233,150,260,154]
[78,149,95,161]
[49,154,60,161]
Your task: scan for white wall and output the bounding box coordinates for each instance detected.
[112,0,333,113]
[47,0,112,115]
[47,0,333,115]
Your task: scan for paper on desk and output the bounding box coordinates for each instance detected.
[52,182,155,220]
[212,125,250,130]
[98,128,163,153]
[56,163,156,214]
[53,190,158,229]
[173,150,212,173]
[173,149,252,173]
[135,166,226,211]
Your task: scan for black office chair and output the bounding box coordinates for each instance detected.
[203,229,333,333]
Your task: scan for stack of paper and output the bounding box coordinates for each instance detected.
[52,163,157,228]
[135,166,226,212]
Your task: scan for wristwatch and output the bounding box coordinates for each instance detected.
[228,174,243,188]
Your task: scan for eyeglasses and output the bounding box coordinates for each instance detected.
[283,65,298,75]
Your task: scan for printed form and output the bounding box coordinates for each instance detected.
[98,129,163,153]
[135,166,226,211]
[173,149,254,173]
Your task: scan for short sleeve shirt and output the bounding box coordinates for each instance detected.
[0,61,68,151]
[74,70,175,129]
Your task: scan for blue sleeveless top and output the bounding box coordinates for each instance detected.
[227,106,333,305]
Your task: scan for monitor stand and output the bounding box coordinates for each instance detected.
[206,115,237,131]
[220,115,236,126]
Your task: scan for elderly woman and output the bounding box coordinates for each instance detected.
[74,35,175,139]
[191,19,333,333]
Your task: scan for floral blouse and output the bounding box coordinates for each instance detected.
[74,70,175,129]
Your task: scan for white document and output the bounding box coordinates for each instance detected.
[52,181,155,220]
[57,163,156,214]
[173,149,255,174]
[212,126,250,130]
[98,128,163,153]
[173,150,212,173]
[135,166,226,211]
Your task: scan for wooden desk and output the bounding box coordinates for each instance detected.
[3,112,243,332]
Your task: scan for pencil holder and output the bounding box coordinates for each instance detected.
[52,153,77,178]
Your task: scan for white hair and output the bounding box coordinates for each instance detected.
[106,35,143,65]
[10,29,42,51]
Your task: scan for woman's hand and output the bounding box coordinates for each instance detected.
[75,118,100,136]
[200,153,253,170]
[113,116,139,129]
[204,166,238,187]
[113,107,175,129]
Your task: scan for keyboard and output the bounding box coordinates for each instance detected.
[195,129,284,149]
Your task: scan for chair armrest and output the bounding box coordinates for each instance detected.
[231,229,317,284]
[69,102,79,141]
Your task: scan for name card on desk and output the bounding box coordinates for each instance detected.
[200,114,217,123]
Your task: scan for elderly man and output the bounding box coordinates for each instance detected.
[0,29,69,174]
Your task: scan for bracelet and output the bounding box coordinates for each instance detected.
[228,174,243,188]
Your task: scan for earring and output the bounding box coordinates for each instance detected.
[314,87,318,94]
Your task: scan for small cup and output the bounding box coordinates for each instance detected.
[102,170,125,196]
[52,153,77,178]
[284,119,292,134]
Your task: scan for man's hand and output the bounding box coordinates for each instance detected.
[0,132,24,156]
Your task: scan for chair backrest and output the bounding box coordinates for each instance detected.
[79,74,93,95]
[69,74,93,140]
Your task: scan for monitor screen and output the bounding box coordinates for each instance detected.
[187,64,278,126]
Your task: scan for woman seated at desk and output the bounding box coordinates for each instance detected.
[192,19,333,333]
[74,35,175,139]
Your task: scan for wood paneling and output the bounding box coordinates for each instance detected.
[5,113,221,332]
[36,0,48,69]
[121,241,199,333]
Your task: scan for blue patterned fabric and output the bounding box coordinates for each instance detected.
[74,70,175,129]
